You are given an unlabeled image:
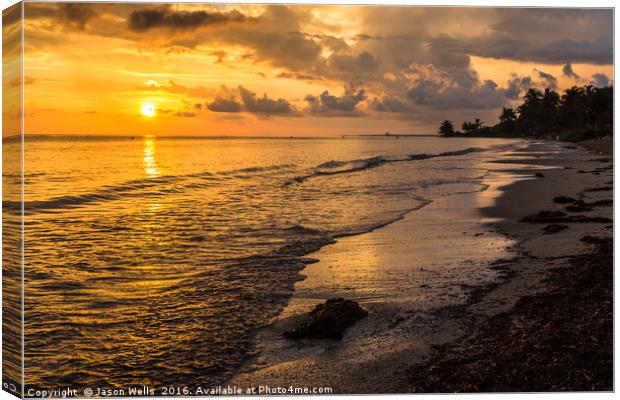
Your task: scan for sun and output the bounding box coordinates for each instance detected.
[140,102,156,117]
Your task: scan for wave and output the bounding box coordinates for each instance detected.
[285,145,502,186]
[286,156,394,185]
[6,163,297,213]
[219,163,295,176]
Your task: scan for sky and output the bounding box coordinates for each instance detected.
[3,3,614,136]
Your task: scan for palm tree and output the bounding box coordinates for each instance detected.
[517,89,543,135]
[462,119,483,134]
[438,120,456,136]
[583,86,613,138]
[540,88,560,133]
[498,107,517,134]
[559,86,585,129]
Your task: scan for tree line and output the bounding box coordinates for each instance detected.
[439,85,613,141]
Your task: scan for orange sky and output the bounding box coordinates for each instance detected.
[3,3,614,136]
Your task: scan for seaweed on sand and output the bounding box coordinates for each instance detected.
[408,238,612,392]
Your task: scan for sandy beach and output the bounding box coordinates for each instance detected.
[230,140,613,392]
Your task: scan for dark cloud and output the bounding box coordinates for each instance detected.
[206,97,242,113]
[505,75,532,100]
[591,73,610,87]
[407,80,507,110]
[223,29,322,71]
[401,64,513,110]
[562,62,580,79]
[406,79,443,105]
[175,111,197,118]
[354,33,383,41]
[238,86,297,115]
[305,88,367,117]
[2,5,22,58]
[61,4,98,30]
[10,77,36,88]
[25,3,99,30]
[429,35,613,66]
[128,7,247,32]
[328,51,381,78]
[2,3,21,27]
[319,35,350,53]
[370,96,413,113]
[277,72,322,81]
[491,8,612,44]
[534,69,558,90]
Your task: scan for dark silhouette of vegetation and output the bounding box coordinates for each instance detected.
[439,85,613,141]
[438,120,455,136]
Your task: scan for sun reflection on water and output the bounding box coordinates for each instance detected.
[143,137,160,177]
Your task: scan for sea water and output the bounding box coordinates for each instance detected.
[3,135,519,390]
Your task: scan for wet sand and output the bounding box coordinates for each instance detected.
[230,140,613,393]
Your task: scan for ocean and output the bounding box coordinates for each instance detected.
[4,135,519,390]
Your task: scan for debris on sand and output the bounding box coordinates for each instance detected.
[542,224,568,235]
[584,187,612,192]
[553,196,577,204]
[521,210,567,223]
[283,298,368,340]
[521,210,612,224]
[552,196,612,212]
[408,238,612,392]
[535,172,545,177]
[591,199,613,207]
[564,199,612,213]
[580,235,611,245]
[565,200,592,212]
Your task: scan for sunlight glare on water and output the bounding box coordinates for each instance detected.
[143,137,160,178]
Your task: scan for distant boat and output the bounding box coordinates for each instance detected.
[384,132,391,136]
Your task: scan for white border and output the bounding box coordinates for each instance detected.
[0,1,616,400]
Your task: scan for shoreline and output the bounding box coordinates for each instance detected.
[409,142,613,391]
[228,139,612,392]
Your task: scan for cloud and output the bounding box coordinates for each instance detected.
[2,3,21,27]
[400,63,517,110]
[305,88,367,117]
[222,29,322,71]
[175,111,197,117]
[327,51,381,79]
[276,72,322,81]
[370,96,414,113]
[534,69,558,90]
[429,35,613,66]
[21,4,613,131]
[9,76,36,88]
[25,3,99,30]
[206,97,242,113]
[505,74,533,100]
[591,73,610,87]
[238,86,297,115]
[144,80,213,98]
[128,7,248,32]
[562,62,580,79]
[206,87,297,115]
[61,4,98,30]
